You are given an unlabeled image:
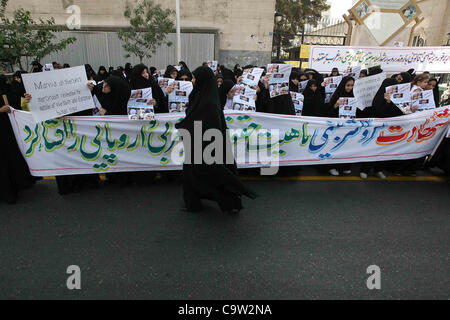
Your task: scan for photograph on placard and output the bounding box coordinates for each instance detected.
[128,87,154,120]
[290,92,304,116]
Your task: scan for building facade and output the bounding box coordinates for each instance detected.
[348,0,450,47]
[5,0,276,69]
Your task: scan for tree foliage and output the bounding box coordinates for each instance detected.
[0,0,77,71]
[274,0,330,48]
[118,0,175,63]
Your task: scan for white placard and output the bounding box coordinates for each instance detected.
[386,83,411,114]
[338,98,358,119]
[353,72,387,110]
[22,66,95,122]
[168,80,193,113]
[242,68,264,87]
[127,87,154,120]
[290,92,304,116]
[411,89,436,111]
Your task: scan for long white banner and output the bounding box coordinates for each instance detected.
[308,46,450,74]
[9,108,449,177]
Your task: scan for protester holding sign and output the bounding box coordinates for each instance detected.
[175,66,256,214]
[302,80,324,117]
[326,76,356,176]
[0,80,34,204]
[130,64,166,113]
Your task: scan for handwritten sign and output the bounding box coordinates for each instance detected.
[22,66,94,122]
[353,72,386,110]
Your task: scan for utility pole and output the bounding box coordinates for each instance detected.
[176,0,181,63]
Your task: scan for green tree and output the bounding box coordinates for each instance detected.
[273,0,330,59]
[0,0,77,71]
[118,0,175,63]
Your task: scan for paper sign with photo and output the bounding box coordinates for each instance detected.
[299,80,309,93]
[232,94,256,112]
[233,84,257,99]
[242,68,264,87]
[338,97,358,119]
[157,77,171,91]
[92,94,102,116]
[323,75,343,103]
[267,64,292,98]
[386,83,411,114]
[343,66,362,80]
[127,87,154,120]
[42,64,54,72]
[168,80,193,113]
[411,89,436,111]
[207,61,218,72]
[290,92,304,116]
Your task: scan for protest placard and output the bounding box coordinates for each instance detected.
[242,68,264,87]
[411,90,436,111]
[42,64,54,72]
[21,66,95,122]
[344,66,362,80]
[353,72,386,110]
[267,64,292,98]
[386,83,411,114]
[168,80,193,113]
[207,61,218,72]
[323,75,342,103]
[290,92,304,116]
[299,80,308,94]
[338,98,358,119]
[127,87,154,120]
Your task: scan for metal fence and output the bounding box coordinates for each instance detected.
[22,31,216,72]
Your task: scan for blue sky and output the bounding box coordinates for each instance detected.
[329,0,353,19]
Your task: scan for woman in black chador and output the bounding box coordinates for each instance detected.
[175,66,257,214]
[0,77,34,204]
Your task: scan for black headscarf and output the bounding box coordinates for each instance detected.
[164,65,178,79]
[175,66,256,205]
[130,64,166,113]
[327,76,355,118]
[85,64,96,80]
[221,67,236,84]
[95,66,109,82]
[302,79,324,117]
[31,61,43,73]
[372,78,401,118]
[124,63,133,79]
[219,79,235,109]
[179,61,190,72]
[103,76,131,115]
[9,71,26,109]
[429,78,440,107]
[177,69,193,81]
[329,67,340,77]
[398,72,412,84]
[289,71,300,92]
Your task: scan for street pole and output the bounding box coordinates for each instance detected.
[176,0,181,63]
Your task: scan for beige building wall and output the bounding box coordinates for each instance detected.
[6,0,276,67]
[349,0,450,47]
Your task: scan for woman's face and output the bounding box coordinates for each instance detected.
[345,80,354,93]
[180,75,190,81]
[396,75,403,83]
[291,78,299,86]
[100,70,105,75]
[417,79,429,89]
[332,70,339,76]
[102,82,111,94]
[142,69,149,80]
[300,75,308,82]
[14,76,22,83]
[359,72,366,78]
[427,80,437,90]
[217,78,223,87]
[170,71,178,79]
[308,74,314,80]
[311,84,317,92]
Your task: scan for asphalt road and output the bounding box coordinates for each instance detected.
[0,172,449,300]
